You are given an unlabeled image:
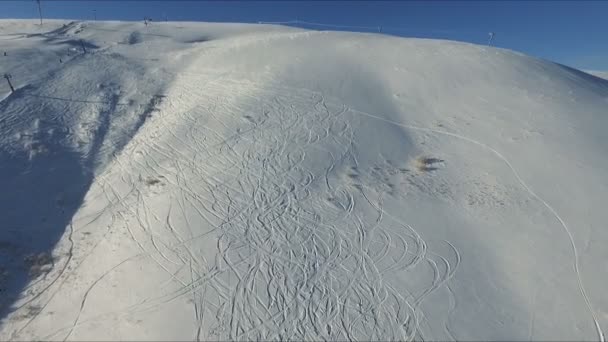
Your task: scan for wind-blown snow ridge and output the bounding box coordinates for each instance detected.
[1,19,608,341]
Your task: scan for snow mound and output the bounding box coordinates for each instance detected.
[1,20,608,341]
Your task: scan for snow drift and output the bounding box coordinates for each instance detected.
[1,20,608,341]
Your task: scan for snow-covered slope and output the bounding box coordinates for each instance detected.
[1,20,608,341]
[588,70,608,80]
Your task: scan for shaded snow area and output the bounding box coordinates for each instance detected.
[1,20,608,341]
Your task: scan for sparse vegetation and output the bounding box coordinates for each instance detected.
[145,177,161,186]
[24,252,53,277]
[414,156,444,172]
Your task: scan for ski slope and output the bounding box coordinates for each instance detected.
[1,20,608,341]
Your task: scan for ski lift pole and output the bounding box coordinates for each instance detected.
[487,32,495,46]
[4,74,15,93]
[36,0,43,25]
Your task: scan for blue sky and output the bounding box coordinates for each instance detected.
[2,1,607,70]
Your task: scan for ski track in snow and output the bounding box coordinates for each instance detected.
[2,25,604,341]
[347,109,606,342]
[14,72,602,342]
[22,74,460,341]
[259,80,604,342]
[129,78,455,341]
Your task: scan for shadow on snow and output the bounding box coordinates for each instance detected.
[0,80,162,326]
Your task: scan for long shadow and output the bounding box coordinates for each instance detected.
[0,79,162,324]
[24,93,128,106]
[23,22,100,53]
[0,91,94,321]
[87,26,171,38]
[0,24,103,323]
[24,21,80,38]
[49,39,99,51]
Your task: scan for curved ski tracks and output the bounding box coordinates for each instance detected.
[4,29,603,342]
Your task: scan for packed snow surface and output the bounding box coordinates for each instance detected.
[1,20,608,341]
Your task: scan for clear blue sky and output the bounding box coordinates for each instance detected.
[2,1,607,70]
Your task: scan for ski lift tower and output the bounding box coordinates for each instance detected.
[487,32,495,46]
[36,0,43,26]
[4,73,15,93]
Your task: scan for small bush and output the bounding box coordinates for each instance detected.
[24,252,54,277]
[145,177,161,186]
[414,156,443,172]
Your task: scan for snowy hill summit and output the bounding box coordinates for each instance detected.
[1,19,607,341]
[589,70,608,80]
